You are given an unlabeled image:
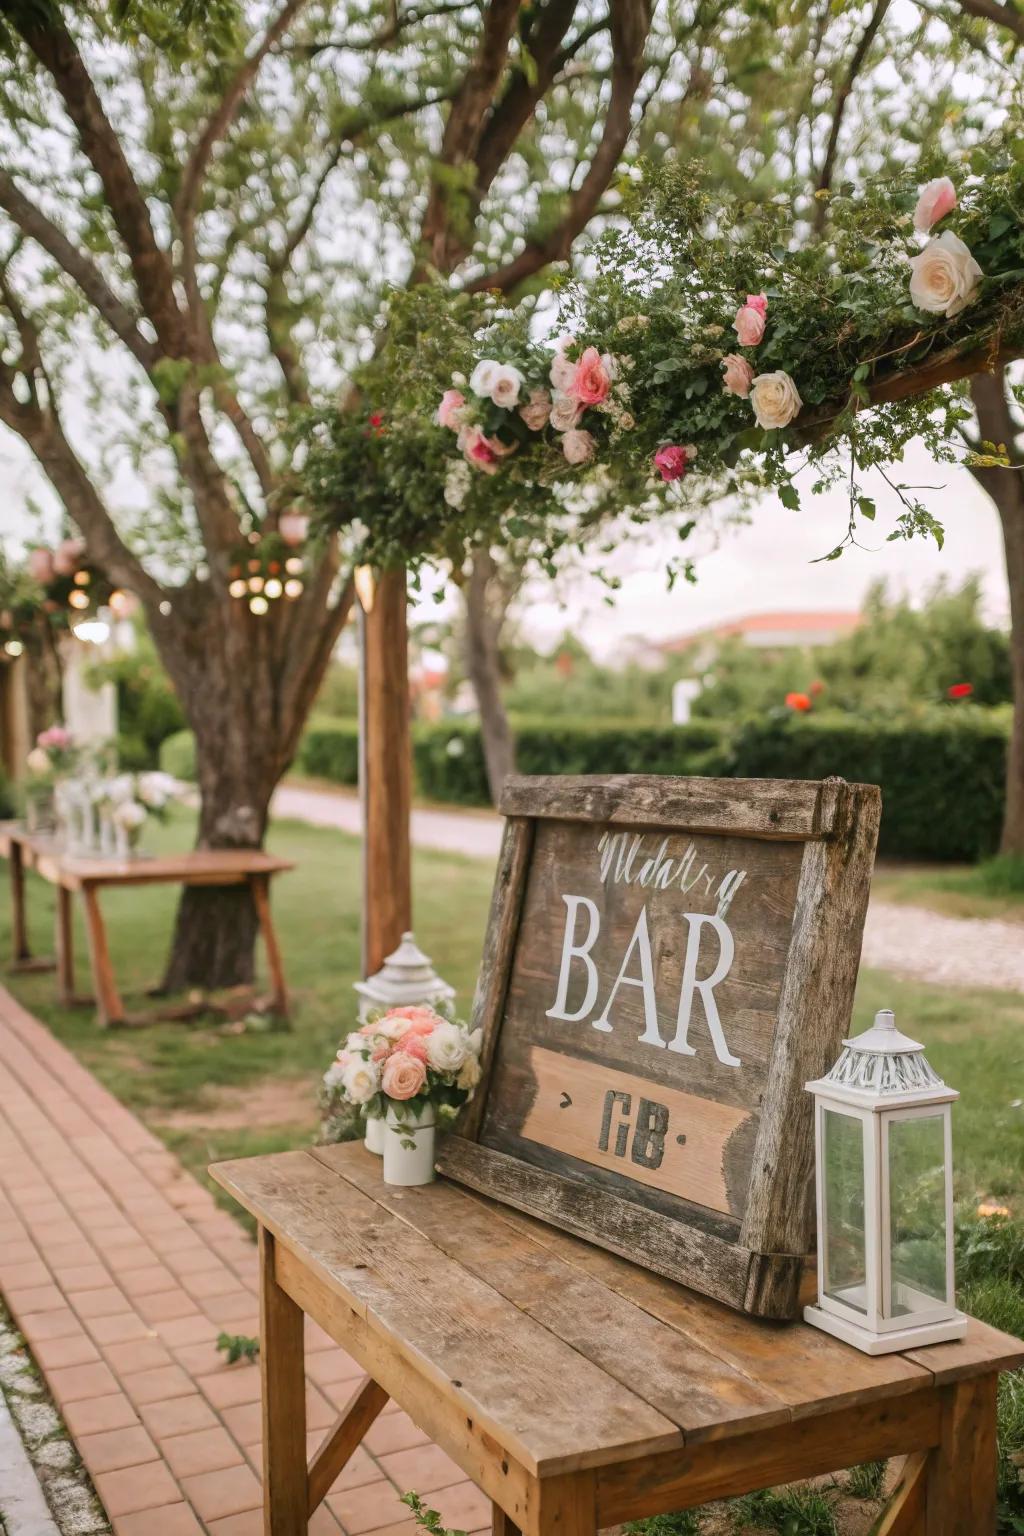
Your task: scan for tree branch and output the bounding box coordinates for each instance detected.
[953,0,1024,42]
[466,0,653,293]
[813,0,892,230]
[0,171,158,372]
[15,10,186,358]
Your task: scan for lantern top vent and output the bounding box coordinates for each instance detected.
[807,1009,956,1106]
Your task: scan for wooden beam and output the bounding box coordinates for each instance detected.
[870,1452,926,1536]
[307,1376,389,1515]
[359,565,412,978]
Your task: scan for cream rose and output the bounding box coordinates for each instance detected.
[562,428,597,465]
[549,339,577,393]
[549,391,582,432]
[342,1057,380,1105]
[26,747,51,774]
[425,1022,468,1075]
[909,231,982,318]
[749,371,803,430]
[488,363,525,409]
[518,388,551,432]
[457,1054,482,1091]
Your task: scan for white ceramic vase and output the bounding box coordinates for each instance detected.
[364,1112,386,1156]
[382,1102,436,1187]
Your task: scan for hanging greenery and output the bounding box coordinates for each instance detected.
[301,138,1024,577]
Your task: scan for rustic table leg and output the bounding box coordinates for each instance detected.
[252,873,289,1016]
[10,837,30,962]
[259,1227,308,1535]
[925,1375,998,1535]
[491,1504,522,1536]
[55,885,75,1004]
[307,1377,388,1516]
[80,885,125,1027]
[535,1472,596,1536]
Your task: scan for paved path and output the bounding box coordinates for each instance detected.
[274,783,1024,993]
[0,987,489,1536]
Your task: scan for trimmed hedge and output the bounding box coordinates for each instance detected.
[290,709,1008,861]
[159,728,196,781]
[726,711,1009,861]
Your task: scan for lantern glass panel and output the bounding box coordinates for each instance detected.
[887,1113,948,1317]
[822,1107,867,1314]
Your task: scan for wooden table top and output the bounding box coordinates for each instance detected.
[210,1141,1024,1480]
[0,825,292,886]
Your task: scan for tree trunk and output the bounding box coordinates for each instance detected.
[464,549,516,804]
[968,370,1024,856]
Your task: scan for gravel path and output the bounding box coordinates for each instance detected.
[274,783,1024,993]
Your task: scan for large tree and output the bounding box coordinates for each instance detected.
[0,0,755,986]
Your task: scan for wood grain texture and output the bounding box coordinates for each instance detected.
[360,568,412,977]
[739,778,882,1263]
[924,1376,998,1536]
[259,1227,308,1535]
[212,1148,681,1475]
[597,1387,942,1525]
[498,775,849,839]
[457,815,534,1141]
[307,1376,388,1515]
[872,1453,926,1536]
[324,1145,792,1445]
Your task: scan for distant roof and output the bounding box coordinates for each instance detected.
[661,611,862,652]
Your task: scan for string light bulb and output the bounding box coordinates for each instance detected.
[4,640,23,657]
[249,595,269,615]
[229,579,247,599]
[248,575,264,593]
[264,578,283,599]
[285,557,304,575]
[73,569,91,586]
[68,589,90,610]
[284,578,304,599]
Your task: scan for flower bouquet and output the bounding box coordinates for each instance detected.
[25,726,79,834]
[93,769,182,858]
[323,1006,482,1186]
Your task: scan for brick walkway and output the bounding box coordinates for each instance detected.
[0,986,490,1536]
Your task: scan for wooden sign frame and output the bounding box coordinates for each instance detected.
[436,774,881,1321]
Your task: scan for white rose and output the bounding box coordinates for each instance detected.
[373,1014,411,1043]
[562,428,597,466]
[323,1060,347,1090]
[107,773,136,806]
[469,359,500,398]
[487,364,525,409]
[549,343,576,393]
[26,748,50,774]
[909,231,982,318]
[341,1057,380,1105]
[549,391,582,432]
[749,371,803,430]
[425,1021,468,1075]
[113,799,147,830]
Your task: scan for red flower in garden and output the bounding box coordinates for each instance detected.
[368,411,386,437]
[810,679,825,696]
[947,682,974,699]
[785,692,812,712]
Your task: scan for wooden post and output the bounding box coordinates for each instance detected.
[259,1226,308,1535]
[358,565,412,979]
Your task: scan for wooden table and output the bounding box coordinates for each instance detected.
[1,822,294,1026]
[211,1142,1024,1536]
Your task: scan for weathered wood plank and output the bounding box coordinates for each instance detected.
[307,1376,388,1516]
[903,1315,1024,1383]
[212,1149,681,1475]
[597,1388,941,1525]
[498,775,850,838]
[924,1376,998,1535]
[740,778,882,1265]
[322,1144,792,1444]
[458,815,534,1141]
[434,1137,779,1314]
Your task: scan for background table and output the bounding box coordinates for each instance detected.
[212,1141,1024,1536]
[1,822,293,1026]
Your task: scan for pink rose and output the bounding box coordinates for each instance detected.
[28,547,55,585]
[459,425,507,475]
[914,176,957,234]
[549,337,577,393]
[437,389,466,430]
[721,354,755,398]
[387,1006,439,1035]
[397,1034,429,1063]
[518,388,551,432]
[381,1051,427,1101]
[569,346,612,406]
[733,294,767,347]
[38,725,71,749]
[562,428,596,466]
[653,444,692,482]
[53,537,86,577]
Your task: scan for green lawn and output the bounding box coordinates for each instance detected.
[872,856,1024,921]
[0,806,1021,1220]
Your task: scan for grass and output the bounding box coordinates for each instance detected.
[872,854,1024,921]
[2,807,1023,1534]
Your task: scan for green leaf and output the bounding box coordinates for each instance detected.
[858,496,876,521]
[778,483,800,510]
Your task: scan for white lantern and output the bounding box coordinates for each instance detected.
[804,1008,966,1354]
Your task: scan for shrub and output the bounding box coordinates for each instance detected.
[725,710,1008,861]
[160,728,196,781]
[88,635,185,766]
[115,733,151,771]
[298,717,359,785]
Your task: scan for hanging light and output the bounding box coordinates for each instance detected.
[108,589,135,617]
[265,578,283,600]
[68,589,90,610]
[285,557,304,575]
[229,579,247,599]
[284,578,304,599]
[250,595,269,615]
[354,565,376,613]
[4,639,24,657]
[73,568,91,586]
[248,575,265,593]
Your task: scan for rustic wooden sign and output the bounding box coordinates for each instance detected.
[436,774,881,1320]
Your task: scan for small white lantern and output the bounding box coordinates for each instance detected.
[354,930,455,1023]
[804,1008,966,1355]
